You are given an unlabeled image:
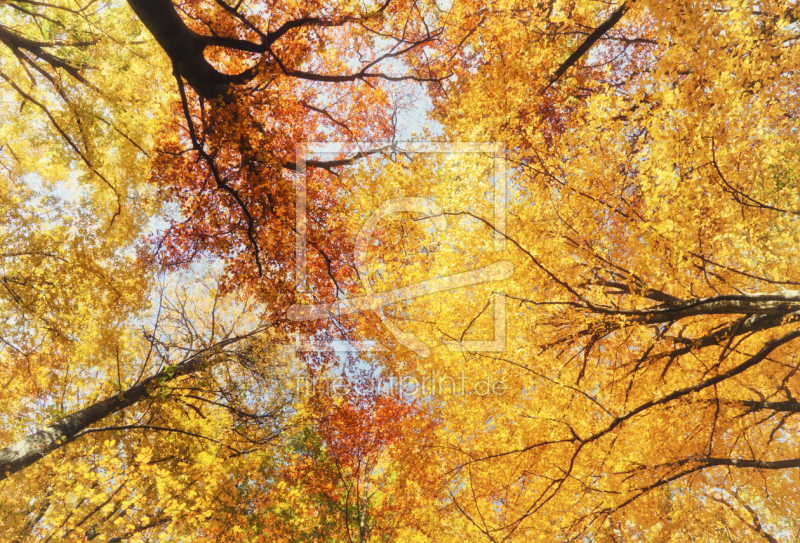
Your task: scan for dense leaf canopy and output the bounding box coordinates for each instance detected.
[3,0,800,542]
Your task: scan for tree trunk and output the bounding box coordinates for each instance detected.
[125,0,236,98]
[0,348,214,481]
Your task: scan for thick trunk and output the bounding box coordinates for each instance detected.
[0,351,211,481]
[125,0,239,98]
[634,291,800,324]
[738,399,800,412]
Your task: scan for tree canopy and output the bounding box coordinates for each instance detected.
[3,0,800,541]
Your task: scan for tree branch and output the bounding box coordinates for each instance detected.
[0,327,272,481]
[541,2,630,94]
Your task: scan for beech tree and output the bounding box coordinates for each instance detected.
[384,1,800,540]
[1,0,443,540]
[4,0,800,542]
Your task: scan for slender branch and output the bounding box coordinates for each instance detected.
[541,2,630,94]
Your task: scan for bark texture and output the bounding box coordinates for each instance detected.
[0,350,211,481]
